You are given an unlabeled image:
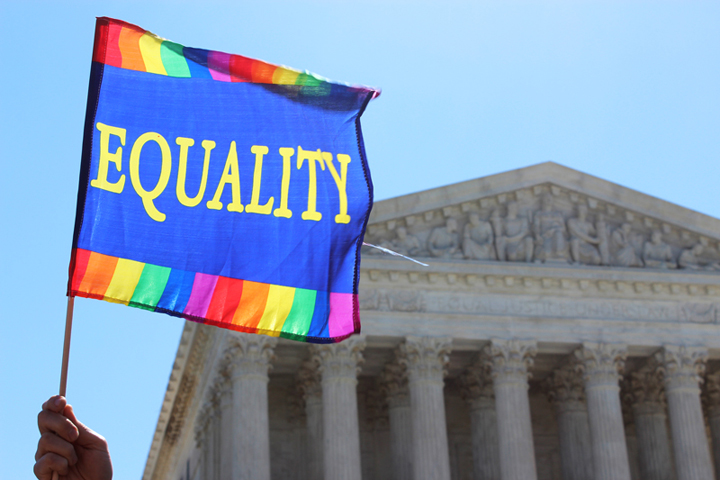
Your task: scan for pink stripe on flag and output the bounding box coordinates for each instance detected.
[207,51,231,82]
[328,293,356,338]
[184,273,219,318]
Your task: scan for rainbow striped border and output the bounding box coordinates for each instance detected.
[91,17,380,98]
[69,248,358,343]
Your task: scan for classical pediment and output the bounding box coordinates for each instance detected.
[363,162,720,272]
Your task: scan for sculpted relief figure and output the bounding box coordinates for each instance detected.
[428,218,461,258]
[678,244,720,271]
[490,203,533,262]
[533,195,569,263]
[386,227,422,257]
[462,213,497,260]
[610,223,642,267]
[643,231,676,269]
[567,204,606,265]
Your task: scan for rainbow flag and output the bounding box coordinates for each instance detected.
[69,17,379,343]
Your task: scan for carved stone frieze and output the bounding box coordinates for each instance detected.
[359,288,426,312]
[363,182,720,271]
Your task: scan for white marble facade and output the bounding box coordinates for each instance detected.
[143,163,720,480]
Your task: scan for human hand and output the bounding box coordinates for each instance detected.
[34,396,113,480]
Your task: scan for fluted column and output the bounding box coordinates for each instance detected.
[297,360,323,480]
[575,342,631,480]
[312,336,366,480]
[703,371,720,478]
[216,373,234,480]
[458,359,501,480]
[380,355,413,480]
[365,386,392,480]
[484,339,538,480]
[223,333,277,480]
[195,385,220,480]
[625,360,675,480]
[401,336,452,480]
[656,346,713,480]
[545,361,594,480]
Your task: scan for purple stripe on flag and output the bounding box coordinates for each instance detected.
[328,293,356,338]
[207,51,231,82]
[184,273,219,318]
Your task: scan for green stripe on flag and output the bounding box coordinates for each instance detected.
[130,264,172,310]
[280,288,316,340]
[160,41,191,78]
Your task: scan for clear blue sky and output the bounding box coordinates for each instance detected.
[1,1,718,478]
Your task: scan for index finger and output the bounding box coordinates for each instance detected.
[41,396,67,414]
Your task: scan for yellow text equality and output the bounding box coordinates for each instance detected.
[90,122,353,224]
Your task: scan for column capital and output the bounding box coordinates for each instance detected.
[625,358,666,414]
[484,339,537,386]
[380,351,410,408]
[656,345,707,393]
[458,358,494,410]
[575,342,627,388]
[365,387,390,428]
[297,359,323,400]
[399,336,452,384]
[310,336,366,381]
[704,371,720,417]
[222,333,277,379]
[194,397,215,447]
[545,359,586,412]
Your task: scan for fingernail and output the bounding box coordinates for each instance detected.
[54,397,62,407]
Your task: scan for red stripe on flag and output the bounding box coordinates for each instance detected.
[205,277,244,325]
[92,18,109,65]
[70,248,92,294]
[229,55,253,82]
[103,21,124,68]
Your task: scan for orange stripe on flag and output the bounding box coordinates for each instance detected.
[78,252,119,299]
[232,281,270,329]
[118,27,146,72]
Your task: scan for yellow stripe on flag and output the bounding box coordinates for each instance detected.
[256,285,296,336]
[272,67,300,85]
[104,258,146,304]
[138,33,167,75]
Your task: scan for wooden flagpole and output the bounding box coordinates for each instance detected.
[59,296,75,397]
[52,296,75,480]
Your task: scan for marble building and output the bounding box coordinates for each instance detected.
[142,162,720,480]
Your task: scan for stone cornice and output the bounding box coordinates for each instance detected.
[360,258,720,299]
[142,322,213,480]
